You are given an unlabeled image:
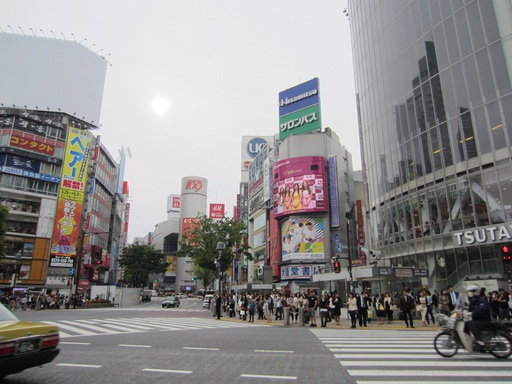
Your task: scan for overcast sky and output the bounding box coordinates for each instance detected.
[2,0,358,243]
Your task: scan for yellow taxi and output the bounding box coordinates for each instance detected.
[0,302,60,379]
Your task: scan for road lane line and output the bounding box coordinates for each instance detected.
[254,350,294,354]
[60,342,91,345]
[330,348,433,353]
[183,347,220,351]
[118,344,152,348]
[143,368,192,374]
[57,363,102,368]
[241,374,297,380]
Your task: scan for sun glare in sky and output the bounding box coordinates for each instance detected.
[152,97,170,115]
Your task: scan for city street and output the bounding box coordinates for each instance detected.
[5,298,512,383]
[6,297,350,384]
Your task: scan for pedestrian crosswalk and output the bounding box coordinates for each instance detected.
[44,317,264,338]
[311,329,512,383]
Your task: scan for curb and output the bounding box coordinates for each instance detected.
[214,315,441,331]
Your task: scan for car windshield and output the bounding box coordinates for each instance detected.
[0,303,19,321]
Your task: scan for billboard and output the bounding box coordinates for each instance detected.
[167,194,181,213]
[328,155,340,227]
[0,34,107,125]
[281,263,322,280]
[241,136,273,171]
[278,78,321,141]
[281,216,324,261]
[272,156,326,219]
[209,203,225,219]
[50,127,93,257]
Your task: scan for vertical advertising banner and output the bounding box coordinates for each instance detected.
[278,78,321,141]
[273,156,326,219]
[51,127,93,257]
[181,217,200,245]
[328,156,340,228]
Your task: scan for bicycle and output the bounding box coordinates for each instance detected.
[8,299,20,311]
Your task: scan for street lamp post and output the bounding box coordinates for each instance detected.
[216,242,225,294]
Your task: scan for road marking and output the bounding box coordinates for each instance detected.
[118,344,152,348]
[357,382,512,384]
[254,349,294,354]
[59,342,91,345]
[43,321,97,336]
[57,363,102,368]
[183,347,220,351]
[241,374,297,380]
[330,347,433,353]
[348,369,512,377]
[339,360,512,367]
[143,368,192,374]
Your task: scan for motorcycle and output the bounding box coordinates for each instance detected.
[434,309,512,358]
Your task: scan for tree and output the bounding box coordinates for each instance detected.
[119,244,169,288]
[0,205,7,256]
[177,215,251,279]
[191,264,216,291]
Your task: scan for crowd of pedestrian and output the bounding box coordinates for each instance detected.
[211,290,345,327]
[0,291,88,310]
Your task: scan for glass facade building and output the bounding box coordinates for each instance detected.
[348,0,512,290]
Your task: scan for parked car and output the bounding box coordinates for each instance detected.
[162,296,180,308]
[0,303,60,379]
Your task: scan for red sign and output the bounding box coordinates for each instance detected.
[209,203,225,219]
[10,132,55,155]
[184,179,203,192]
[182,218,200,245]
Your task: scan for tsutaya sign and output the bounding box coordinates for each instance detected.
[454,223,512,246]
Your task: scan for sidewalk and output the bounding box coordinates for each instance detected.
[216,310,440,331]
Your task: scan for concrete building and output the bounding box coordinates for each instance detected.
[0,33,126,296]
[348,0,512,294]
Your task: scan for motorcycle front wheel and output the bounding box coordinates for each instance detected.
[434,331,459,357]
[489,334,512,359]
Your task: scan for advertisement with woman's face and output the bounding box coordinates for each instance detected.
[273,156,326,219]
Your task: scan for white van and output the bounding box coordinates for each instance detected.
[203,294,214,308]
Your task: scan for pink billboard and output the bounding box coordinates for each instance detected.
[273,156,326,219]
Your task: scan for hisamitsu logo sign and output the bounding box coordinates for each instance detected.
[278,78,321,141]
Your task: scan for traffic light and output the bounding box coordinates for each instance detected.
[333,260,341,273]
[191,277,196,281]
[96,259,101,265]
[502,245,512,261]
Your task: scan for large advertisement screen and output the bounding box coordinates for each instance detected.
[50,127,93,257]
[273,156,326,219]
[278,78,321,141]
[281,216,324,261]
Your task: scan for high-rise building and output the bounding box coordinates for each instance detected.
[348,0,512,292]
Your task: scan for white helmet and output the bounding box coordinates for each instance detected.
[465,285,480,292]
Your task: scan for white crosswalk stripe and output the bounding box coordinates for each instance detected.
[311,329,512,383]
[44,317,264,338]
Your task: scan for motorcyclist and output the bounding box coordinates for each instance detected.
[464,284,492,348]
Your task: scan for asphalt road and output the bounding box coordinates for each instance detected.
[5,298,355,384]
[6,298,512,383]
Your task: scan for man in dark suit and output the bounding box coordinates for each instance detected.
[448,285,460,311]
[357,292,368,327]
[399,289,415,328]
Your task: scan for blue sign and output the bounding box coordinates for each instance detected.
[247,137,267,159]
[278,78,320,117]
